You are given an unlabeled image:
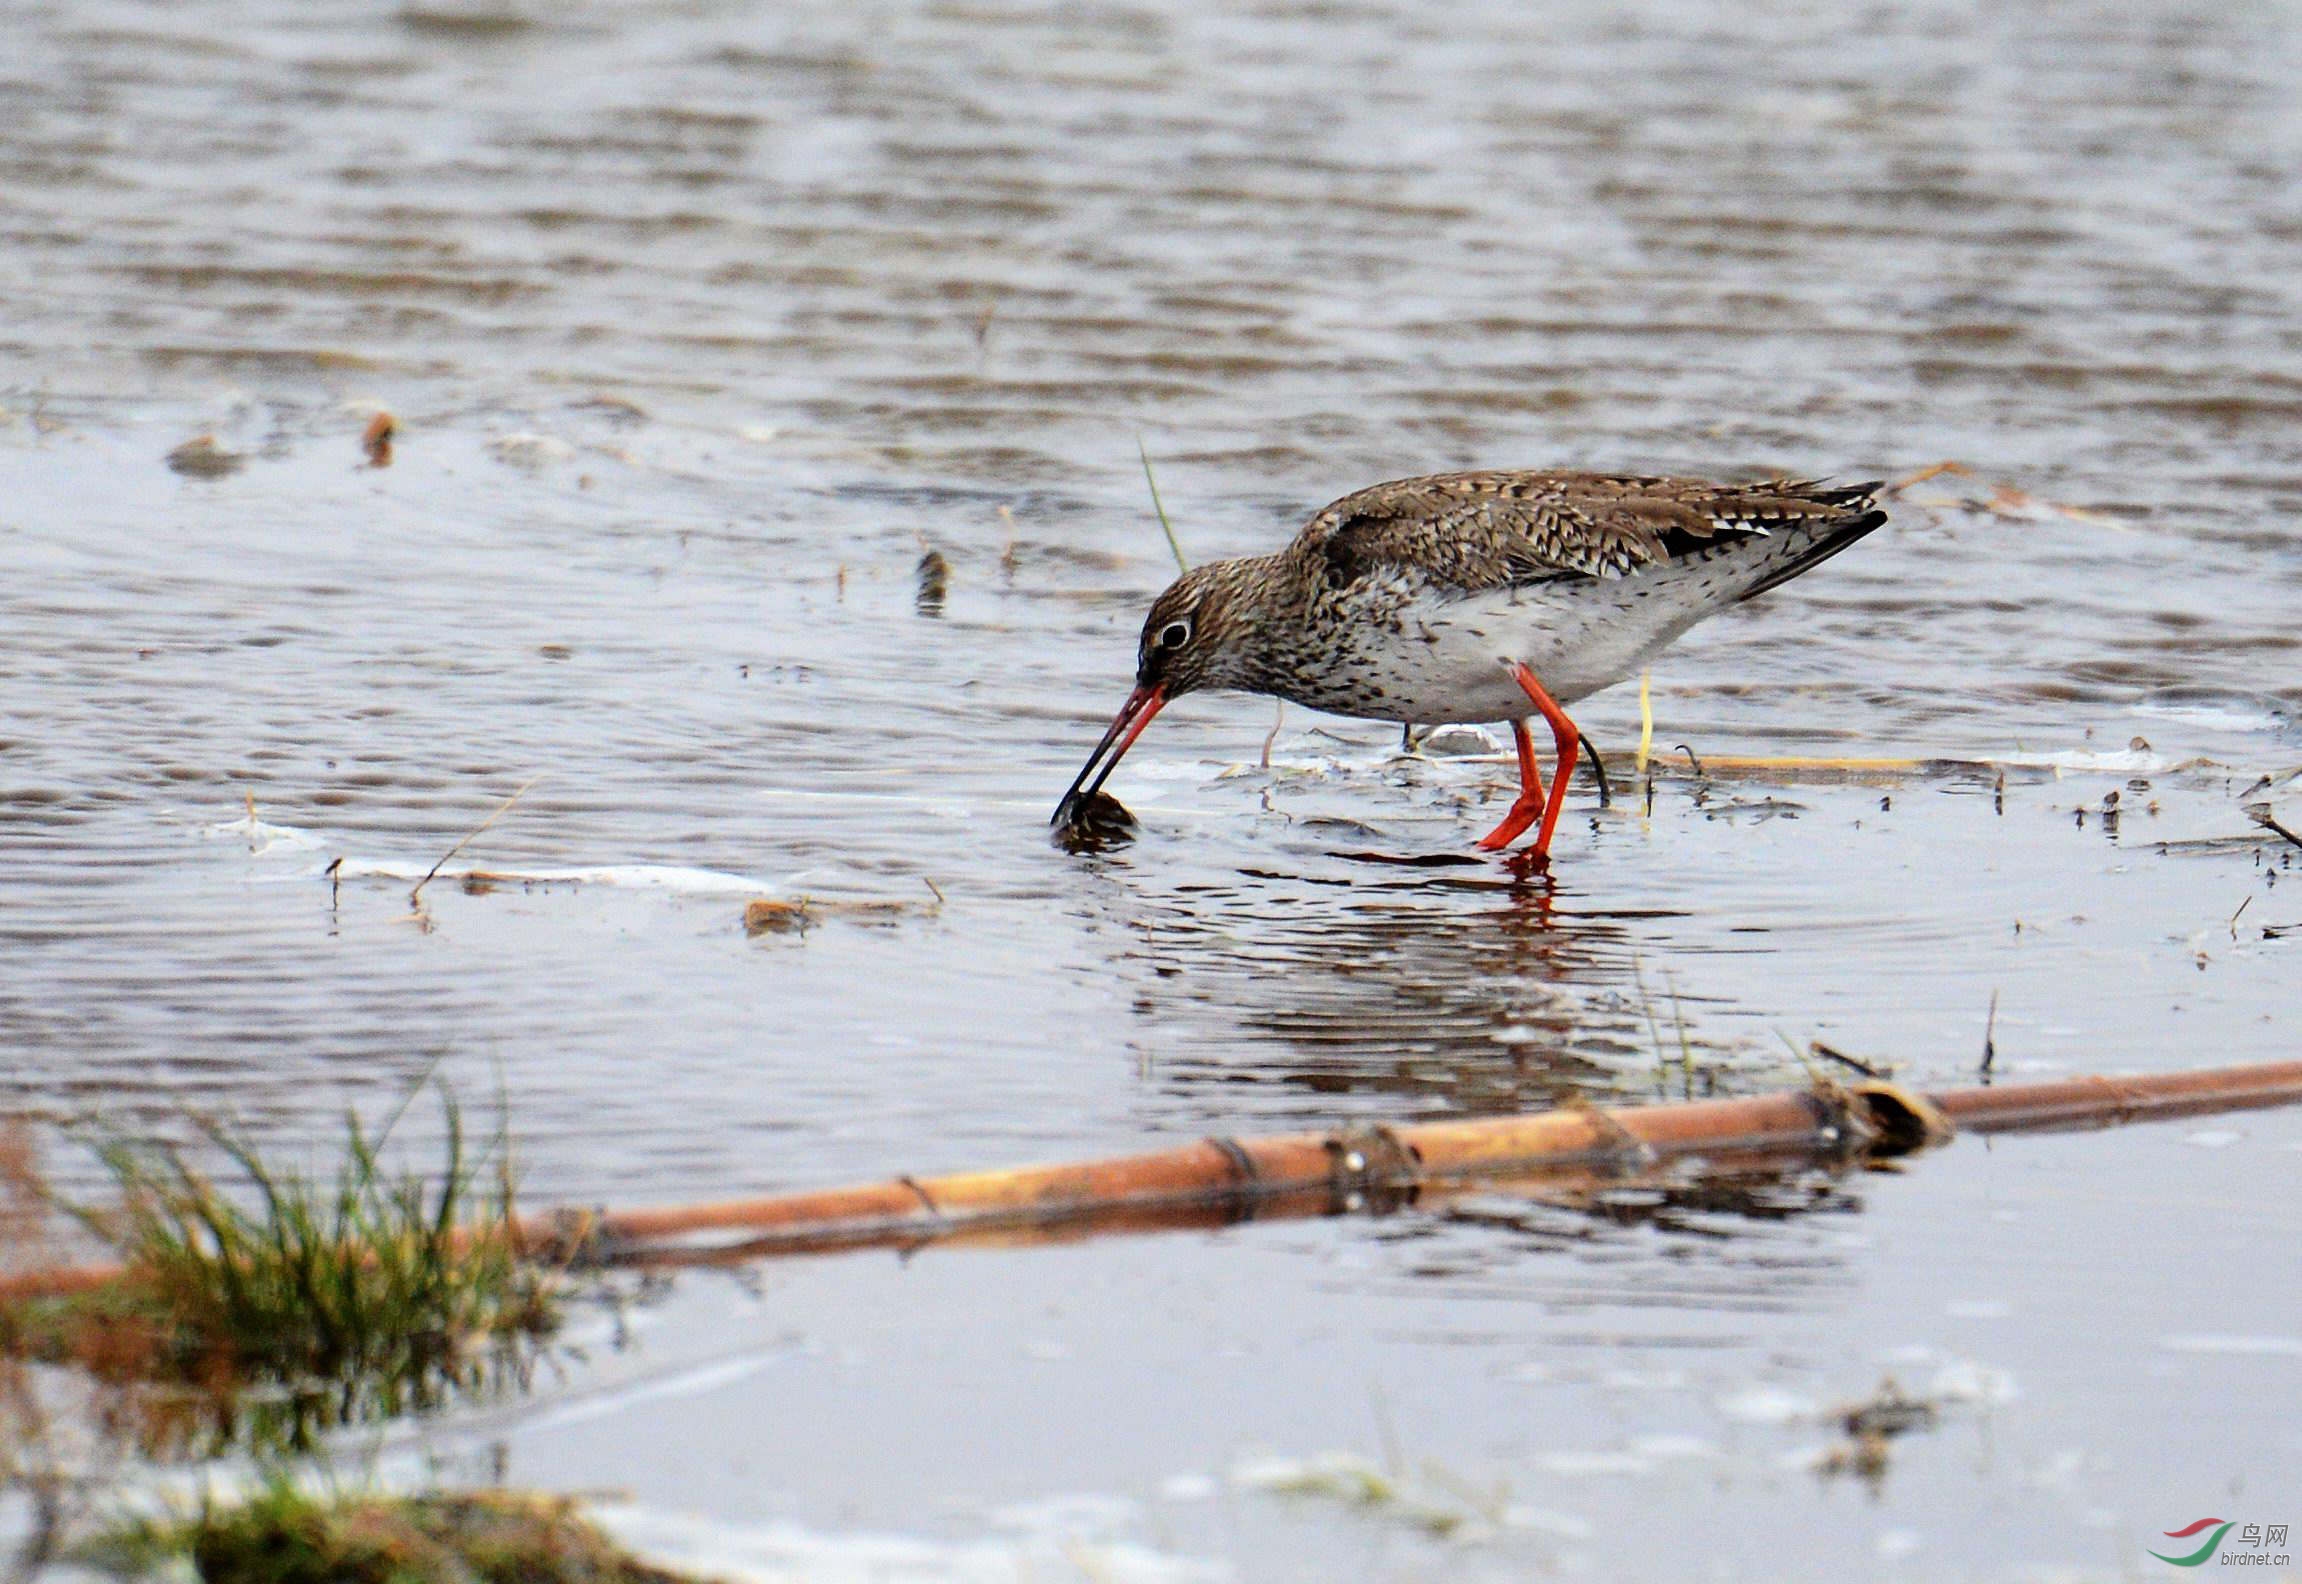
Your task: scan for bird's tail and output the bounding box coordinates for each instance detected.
[1737,482,1887,602]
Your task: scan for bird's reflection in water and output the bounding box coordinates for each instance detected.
[1067,831,1888,1316]
[1095,835,1748,1130]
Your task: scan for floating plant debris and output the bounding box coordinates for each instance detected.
[361,410,396,466]
[741,895,925,935]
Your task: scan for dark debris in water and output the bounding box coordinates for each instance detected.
[1815,1376,1946,1491]
[398,6,540,40]
[1699,796,1807,823]
[1052,789,1136,851]
[164,436,245,478]
[360,411,395,467]
[915,548,950,617]
[1838,1377,1940,1440]
[1329,849,1487,868]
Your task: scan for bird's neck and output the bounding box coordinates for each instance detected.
[1205,553,1315,698]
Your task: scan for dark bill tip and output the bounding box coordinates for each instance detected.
[1052,684,1165,827]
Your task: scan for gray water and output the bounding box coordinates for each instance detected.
[3,0,2299,1577]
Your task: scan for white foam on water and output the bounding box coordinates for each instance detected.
[2130,699,2289,734]
[333,857,781,895]
[592,1502,1232,1584]
[2030,748,2179,775]
[1715,1385,1815,1424]
[198,814,330,854]
[202,809,799,895]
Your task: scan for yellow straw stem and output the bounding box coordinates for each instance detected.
[1636,670,1654,775]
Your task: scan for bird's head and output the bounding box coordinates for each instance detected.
[1052,559,1277,827]
[1129,562,1256,700]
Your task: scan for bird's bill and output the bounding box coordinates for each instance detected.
[1052,683,1166,824]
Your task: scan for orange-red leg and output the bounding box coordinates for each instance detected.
[1475,664,1582,858]
[1474,719,1547,850]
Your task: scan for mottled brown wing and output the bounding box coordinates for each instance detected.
[1294,470,1881,593]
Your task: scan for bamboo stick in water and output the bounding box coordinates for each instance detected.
[3,1062,2297,1302]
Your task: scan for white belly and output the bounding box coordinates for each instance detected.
[1306,574,1730,724]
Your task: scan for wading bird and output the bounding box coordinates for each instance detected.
[1054,470,1885,860]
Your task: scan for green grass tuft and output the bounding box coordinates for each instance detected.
[12,1089,561,1452]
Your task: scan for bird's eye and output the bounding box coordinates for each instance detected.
[1158,620,1192,649]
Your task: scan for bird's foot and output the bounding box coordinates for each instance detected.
[1501,845,1556,881]
[1476,794,1544,851]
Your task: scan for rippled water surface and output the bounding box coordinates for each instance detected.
[4,0,2299,1577]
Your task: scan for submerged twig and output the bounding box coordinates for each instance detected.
[1884,460,1971,495]
[1578,733,1611,808]
[1367,1380,1405,1481]
[996,505,1019,582]
[1632,955,1671,1080]
[2247,804,2302,853]
[1809,1041,1890,1080]
[410,777,541,913]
